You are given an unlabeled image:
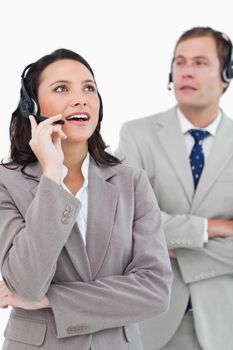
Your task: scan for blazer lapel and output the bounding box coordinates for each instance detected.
[157,109,194,204]
[86,159,120,279]
[64,223,93,281]
[192,115,233,212]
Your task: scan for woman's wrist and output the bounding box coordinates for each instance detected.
[43,166,63,185]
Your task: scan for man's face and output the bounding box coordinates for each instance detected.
[172,36,228,111]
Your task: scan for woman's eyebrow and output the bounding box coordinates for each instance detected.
[49,79,96,86]
[49,79,70,86]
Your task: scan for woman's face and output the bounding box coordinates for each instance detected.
[37,59,100,144]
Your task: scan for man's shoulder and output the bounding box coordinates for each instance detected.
[122,107,176,131]
[221,111,233,123]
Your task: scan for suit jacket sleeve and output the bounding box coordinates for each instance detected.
[0,175,81,301]
[176,237,233,283]
[46,169,172,339]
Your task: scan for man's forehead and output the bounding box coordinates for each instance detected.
[175,37,218,58]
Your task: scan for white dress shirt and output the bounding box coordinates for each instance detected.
[61,153,89,245]
[176,108,222,243]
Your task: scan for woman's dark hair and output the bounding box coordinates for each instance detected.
[3,48,120,175]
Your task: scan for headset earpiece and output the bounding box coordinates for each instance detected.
[167,72,173,90]
[19,64,39,118]
[222,38,233,83]
[167,59,174,91]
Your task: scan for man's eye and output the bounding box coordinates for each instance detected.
[175,61,184,66]
[54,85,67,93]
[196,61,206,66]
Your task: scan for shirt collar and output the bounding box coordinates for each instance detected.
[176,107,222,137]
[61,152,90,185]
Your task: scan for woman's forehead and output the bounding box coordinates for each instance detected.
[39,59,94,83]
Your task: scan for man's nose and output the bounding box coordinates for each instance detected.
[182,63,195,78]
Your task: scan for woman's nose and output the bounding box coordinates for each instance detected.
[70,93,87,107]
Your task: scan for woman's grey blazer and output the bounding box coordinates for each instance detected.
[0,158,172,350]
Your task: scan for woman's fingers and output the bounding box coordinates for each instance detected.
[0,281,11,297]
[29,115,37,137]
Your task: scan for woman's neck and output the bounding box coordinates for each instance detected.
[62,142,88,174]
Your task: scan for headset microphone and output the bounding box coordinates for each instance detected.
[19,64,64,125]
[167,72,172,91]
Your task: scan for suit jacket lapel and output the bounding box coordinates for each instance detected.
[64,223,93,281]
[86,159,120,279]
[192,115,233,212]
[157,108,194,205]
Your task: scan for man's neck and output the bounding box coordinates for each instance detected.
[179,104,219,128]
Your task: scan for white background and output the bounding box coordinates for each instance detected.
[1,0,233,346]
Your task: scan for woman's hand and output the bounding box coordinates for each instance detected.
[0,281,51,310]
[29,114,67,184]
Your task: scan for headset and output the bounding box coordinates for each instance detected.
[19,64,64,124]
[167,30,233,90]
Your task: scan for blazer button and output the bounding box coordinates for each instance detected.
[61,217,69,224]
[63,210,71,218]
[67,326,75,334]
[67,325,90,334]
[65,204,73,212]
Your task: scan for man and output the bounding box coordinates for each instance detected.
[116,27,233,350]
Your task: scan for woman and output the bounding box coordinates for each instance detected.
[0,49,172,350]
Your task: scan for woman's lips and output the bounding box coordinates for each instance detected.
[65,113,90,125]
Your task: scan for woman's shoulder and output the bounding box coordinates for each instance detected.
[0,162,39,186]
[106,163,147,185]
[112,162,145,176]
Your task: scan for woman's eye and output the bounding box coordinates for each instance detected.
[54,85,68,93]
[84,85,96,92]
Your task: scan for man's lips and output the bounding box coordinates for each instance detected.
[180,85,197,91]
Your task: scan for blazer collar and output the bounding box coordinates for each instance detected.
[155,108,233,211]
[191,114,233,212]
[86,159,120,279]
[156,107,194,205]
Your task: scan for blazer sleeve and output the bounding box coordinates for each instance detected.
[176,237,233,284]
[0,175,81,301]
[116,122,206,249]
[46,169,173,339]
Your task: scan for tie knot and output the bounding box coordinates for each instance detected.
[189,129,210,143]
